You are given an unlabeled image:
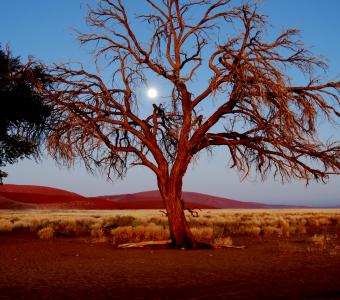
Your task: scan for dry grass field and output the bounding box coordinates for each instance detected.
[1,208,340,247]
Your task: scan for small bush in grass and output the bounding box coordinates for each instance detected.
[91,227,105,238]
[191,227,213,242]
[12,220,30,231]
[103,215,137,229]
[0,220,13,232]
[63,221,78,236]
[143,224,169,241]
[77,219,95,235]
[213,237,233,247]
[61,219,94,236]
[147,217,169,228]
[318,217,331,226]
[276,217,289,228]
[38,227,54,240]
[223,222,240,235]
[10,217,20,223]
[110,225,169,245]
[263,226,283,237]
[245,225,262,237]
[295,223,307,235]
[111,226,134,244]
[311,234,325,246]
[307,217,320,227]
[212,224,224,238]
[39,219,53,230]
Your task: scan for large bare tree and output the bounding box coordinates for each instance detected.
[42,0,339,248]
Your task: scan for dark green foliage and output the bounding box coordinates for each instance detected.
[0,46,53,183]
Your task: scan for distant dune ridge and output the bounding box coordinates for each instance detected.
[0,184,291,210]
[95,190,270,209]
[0,196,37,210]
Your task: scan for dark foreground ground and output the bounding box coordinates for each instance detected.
[1,234,340,300]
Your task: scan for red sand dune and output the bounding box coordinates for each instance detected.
[88,197,215,209]
[0,184,87,204]
[0,184,270,209]
[0,196,37,210]
[97,190,268,209]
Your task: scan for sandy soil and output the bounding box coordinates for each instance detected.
[1,233,340,300]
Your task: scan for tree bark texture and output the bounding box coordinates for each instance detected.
[158,176,197,249]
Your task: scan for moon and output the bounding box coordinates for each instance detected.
[147,88,158,99]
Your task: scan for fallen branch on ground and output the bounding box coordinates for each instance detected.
[118,240,172,249]
[214,245,245,249]
[117,240,245,249]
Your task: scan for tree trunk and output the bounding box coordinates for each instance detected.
[158,177,197,249]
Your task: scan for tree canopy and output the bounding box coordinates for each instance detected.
[0,46,52,183]
[41,0,339,248]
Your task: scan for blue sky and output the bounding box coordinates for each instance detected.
[1,0,339,206]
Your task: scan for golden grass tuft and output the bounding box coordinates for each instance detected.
[311,234,326,246]
[110,224,169,245]
[191,227,213,242]
[0,220,13,232]
[37,227,55,240]
[90,227,105,238]
[213,237,233,247]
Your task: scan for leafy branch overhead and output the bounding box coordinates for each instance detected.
[0,46,53,183]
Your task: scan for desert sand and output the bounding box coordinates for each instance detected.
[1,233,339,300]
